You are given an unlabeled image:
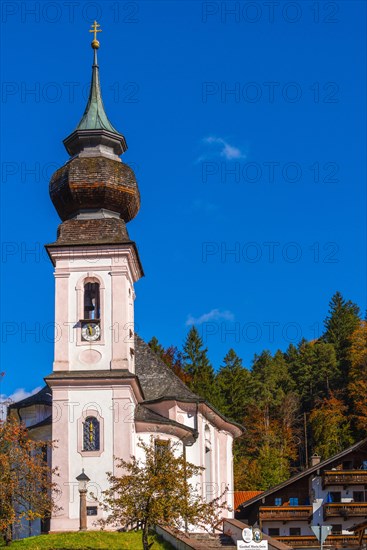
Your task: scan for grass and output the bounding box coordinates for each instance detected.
[0,531,174,549]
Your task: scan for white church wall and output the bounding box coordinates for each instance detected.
[67,388,114,522]
[52,247,138,375]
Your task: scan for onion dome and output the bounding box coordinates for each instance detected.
[49,22,140,223]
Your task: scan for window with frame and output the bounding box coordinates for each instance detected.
[290,528,301,536]
[289,497,299,506]
[268,528,279,537]
[331,525,342,534]
[83,417,100,451]
[84,282,100,320]
[275,498,282,506]
[353,491,364,502]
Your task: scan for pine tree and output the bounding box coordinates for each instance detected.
[216,349,251,423]
[182,326,222,410]
[323,291,360,364]
[148,336,165,357]
[287,340,339,412]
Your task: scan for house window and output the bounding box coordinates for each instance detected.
[84,282,100,320]
[268,528,280,537]
[86,506,98,516]
[330,492,341,503]
[83,417,100,451]
[353,491,364,502]
[332,525,342,534]
[275,498,282,506]
[290,528,301,536]
[289,497,299,506]
[343,460,353,470]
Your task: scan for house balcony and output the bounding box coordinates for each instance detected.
[276,535,367,548]
[323,470,367,488]
[259,505,312,522]
[324,502,367,519]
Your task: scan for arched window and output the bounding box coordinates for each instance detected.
[83,417,100,451]
[84,282,100,320]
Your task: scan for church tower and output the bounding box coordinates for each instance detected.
[45,23,144,530]
[11,22,245,535]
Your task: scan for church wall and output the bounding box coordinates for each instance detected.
[52,247,137,374]
[50,383,136,531]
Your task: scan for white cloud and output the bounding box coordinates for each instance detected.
[0,386,42,420]
[186,308,235,326]
[201,136,247,161]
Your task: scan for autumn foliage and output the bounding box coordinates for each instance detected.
[99,438,228,550]
[0,416,59,545]
[149,292,366,491]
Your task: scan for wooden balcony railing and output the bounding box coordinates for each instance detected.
[323,470,367,487]
[324,502,367,519]
[259,505,312,521]
[276,535,367,548]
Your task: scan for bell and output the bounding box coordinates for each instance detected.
[84,294,95,312]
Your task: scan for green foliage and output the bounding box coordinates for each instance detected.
[149,292,365,491]
[99,438,227,550]
[216,349,251,423]
[287,340,339,411]
[182,327,223,410]
[322,291,361,373]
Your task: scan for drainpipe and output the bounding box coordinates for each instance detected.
[183,443,188,533]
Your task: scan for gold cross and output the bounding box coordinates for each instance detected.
[89,21,102,42]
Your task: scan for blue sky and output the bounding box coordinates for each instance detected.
[0,1,366,402]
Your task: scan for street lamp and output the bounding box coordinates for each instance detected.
[76,469,90,531]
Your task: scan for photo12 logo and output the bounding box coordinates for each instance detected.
[237,527,268,550]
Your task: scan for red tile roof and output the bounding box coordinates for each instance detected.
[234,491,263,510]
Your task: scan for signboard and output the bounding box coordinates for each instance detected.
[237,527,268,550]
[237,541,268,550]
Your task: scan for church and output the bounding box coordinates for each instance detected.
[8,24,242,535]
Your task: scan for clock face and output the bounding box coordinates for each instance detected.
[81,322,101,342]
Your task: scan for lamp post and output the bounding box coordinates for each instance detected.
[76,469,90,531]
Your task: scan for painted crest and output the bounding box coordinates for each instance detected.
[253,528,263,543]
[242,528,253,543]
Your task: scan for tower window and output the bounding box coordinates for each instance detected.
[84,282,100,320]
[83,417,100,451]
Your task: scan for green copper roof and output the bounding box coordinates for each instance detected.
[76,49,119,134]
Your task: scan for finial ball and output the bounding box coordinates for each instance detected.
[91,39,100,49]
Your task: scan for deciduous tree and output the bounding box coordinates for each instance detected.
[99,438,227,550]
[309,393,353,459]
[0,416,59,545]
[347,321,367,436]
